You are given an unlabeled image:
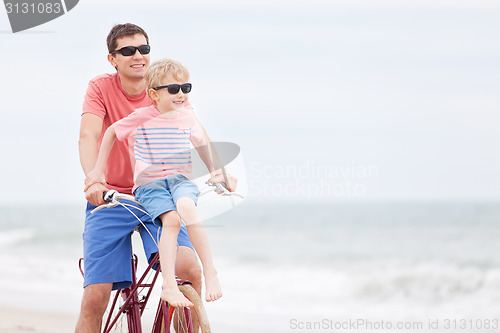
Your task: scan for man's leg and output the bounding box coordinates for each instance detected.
[77,201,146,332]
[175,245,202,295]
[75,283,113,333]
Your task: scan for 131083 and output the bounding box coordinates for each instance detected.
[5,2,62,14]
[443,319,499,330]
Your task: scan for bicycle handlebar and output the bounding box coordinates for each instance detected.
[104,189,137,203]
[198,182,244,199]
[91,182,244,214]
[90,190,139,214]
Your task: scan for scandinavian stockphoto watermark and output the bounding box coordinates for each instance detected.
[4,0,79,33]
[249,161,379,199]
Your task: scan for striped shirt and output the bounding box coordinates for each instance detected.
[114,105,204,192]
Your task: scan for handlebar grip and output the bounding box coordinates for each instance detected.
[103,190,117,203]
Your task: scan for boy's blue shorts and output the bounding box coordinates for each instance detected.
[135,175,200,227]
[83,198,194,290]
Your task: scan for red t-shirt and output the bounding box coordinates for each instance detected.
[82,73,152,194]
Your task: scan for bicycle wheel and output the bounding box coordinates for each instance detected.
[160,284,211,333]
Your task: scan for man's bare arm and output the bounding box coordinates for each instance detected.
[78,113,107,205]
[85,125,117,187]
[79,113,103,174]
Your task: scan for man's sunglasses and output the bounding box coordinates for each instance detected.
[152,83,192,94]
[111,45,151,56]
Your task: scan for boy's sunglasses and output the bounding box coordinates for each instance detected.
[153,83,192,94]
[111,45,151,56]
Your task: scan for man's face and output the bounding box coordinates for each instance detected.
[108,33,150,80]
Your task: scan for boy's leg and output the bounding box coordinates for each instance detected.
[176,197,222,302]
[136,179,199,307]
[175,246,201,333]
[158,210,193,307]
[140,218,202,295]
[173,226,202,294]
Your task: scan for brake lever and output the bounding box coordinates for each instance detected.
[204,181,245,198]
[214,182,229,195]
[90,190,120,214]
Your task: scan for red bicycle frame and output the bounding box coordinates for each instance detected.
[79,252,193,333]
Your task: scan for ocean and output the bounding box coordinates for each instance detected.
[0,202,499,332]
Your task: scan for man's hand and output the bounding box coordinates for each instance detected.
[84,168,107,206]
[84,182,108,206]
[209,172,237,192]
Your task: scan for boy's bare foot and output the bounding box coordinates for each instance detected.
[161,286,193,307]
[204,271,222,302]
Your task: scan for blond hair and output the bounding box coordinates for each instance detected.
[145,58,190,98]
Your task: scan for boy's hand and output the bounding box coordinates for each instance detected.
[209,172,237,192]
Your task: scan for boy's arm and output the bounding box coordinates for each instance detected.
[193,134,216,176]
[189,111,217,176]
[192,131,238,192]
[84,124,117,193]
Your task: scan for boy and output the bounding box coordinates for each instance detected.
[86,59,231,306]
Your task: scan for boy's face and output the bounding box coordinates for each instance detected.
[150,75,190,113]
[108,33,150,80]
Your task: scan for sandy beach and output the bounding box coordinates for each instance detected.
[0,307,78,333]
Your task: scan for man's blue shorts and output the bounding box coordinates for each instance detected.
[135,175,200,227]
[83,198,194,290]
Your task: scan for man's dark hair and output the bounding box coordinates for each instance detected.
[106,23,149,53]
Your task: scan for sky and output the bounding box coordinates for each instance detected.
[1,0,499,204]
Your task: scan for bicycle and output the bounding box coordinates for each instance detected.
[79,182,243,333]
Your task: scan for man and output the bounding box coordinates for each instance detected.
[75,23,202,332]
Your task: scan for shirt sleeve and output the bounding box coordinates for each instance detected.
[82,80,106,119]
